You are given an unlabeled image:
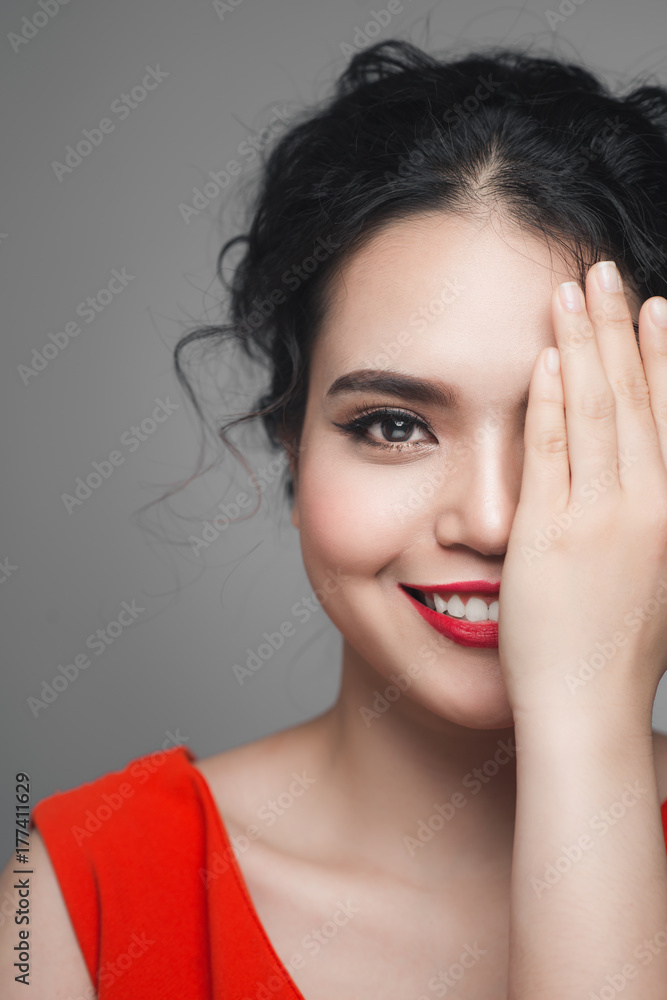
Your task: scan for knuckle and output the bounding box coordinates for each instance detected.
[530,428,569,456]
[578,390,616,421]
[611,374,651,408]
[563,319,595,348]
[654,399,667,425]
[650,333,667,359]
[587,305,610,325]
[593,302,631,328]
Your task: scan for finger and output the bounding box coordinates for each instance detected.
[584,261,662,485]
[519,346,569,514]
[638,296,667,473]
[552,279,619,501]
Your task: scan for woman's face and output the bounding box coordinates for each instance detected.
[289,210,640,730]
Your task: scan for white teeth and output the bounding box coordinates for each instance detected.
[421,591,499,623]
[446,594,465,618]
[464,597,488,622]
[433,594,448,614]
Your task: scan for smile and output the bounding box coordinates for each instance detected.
[411,588,499,622]
[399,584,499,649]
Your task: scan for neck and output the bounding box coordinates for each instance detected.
[295,639,518,888]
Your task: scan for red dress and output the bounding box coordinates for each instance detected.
[31,744,667,999]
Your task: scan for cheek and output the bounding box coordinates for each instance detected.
[297,452,411,575]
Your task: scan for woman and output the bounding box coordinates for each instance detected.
[4,38,667,999]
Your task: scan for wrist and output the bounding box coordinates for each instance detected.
[504,651,660,727]
[511,688,655,748]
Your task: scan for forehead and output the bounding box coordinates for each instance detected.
[312,211,572,398]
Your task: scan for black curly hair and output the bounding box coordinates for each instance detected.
[171,37,667,515]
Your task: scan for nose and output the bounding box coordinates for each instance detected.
[433,421,521,558]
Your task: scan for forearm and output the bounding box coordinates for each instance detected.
[508,694,667,999]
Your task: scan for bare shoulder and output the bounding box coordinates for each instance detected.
[0,828,95,998]
[193,726,297,816]
[653,728,667,805]
[192,714,326,833]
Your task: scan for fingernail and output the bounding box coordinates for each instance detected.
[595,261,622,292]
[559,282,585,311]
[649,297,667,328]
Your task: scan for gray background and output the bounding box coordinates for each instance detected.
[3,0,667,847]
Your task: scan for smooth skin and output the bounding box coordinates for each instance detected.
[3,210,667,998]
[497,257,667,994]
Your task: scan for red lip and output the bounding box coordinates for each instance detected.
[400,580,500,597]
[399,583,499,649]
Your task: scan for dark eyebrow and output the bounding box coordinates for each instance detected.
[325,369,531,413]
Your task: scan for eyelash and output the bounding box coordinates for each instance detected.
[333,406,435,452]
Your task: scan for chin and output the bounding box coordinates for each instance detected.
[342,631,516,733]
[408,681,516,732]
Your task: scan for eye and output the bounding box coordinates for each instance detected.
[332,407,435,451]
